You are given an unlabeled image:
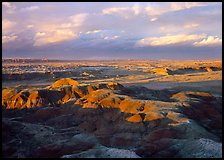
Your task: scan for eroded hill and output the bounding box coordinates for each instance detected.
[2,78,222,158]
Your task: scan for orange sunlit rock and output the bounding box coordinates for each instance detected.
[126,114,142,123]
[144,111,164,121]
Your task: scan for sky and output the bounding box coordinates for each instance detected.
[2,2,222,60]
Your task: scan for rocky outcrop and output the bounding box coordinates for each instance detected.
[2,80,127,109]
[7,90,30,109]
[126,114,142,123]
[26,89,64,108]
[2,88,19,108]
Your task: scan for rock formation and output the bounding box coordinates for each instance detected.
[2,78,222,158]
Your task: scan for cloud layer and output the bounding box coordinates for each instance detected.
[194,36,222,46]
[136,34,204,46]
[2,2,222,59]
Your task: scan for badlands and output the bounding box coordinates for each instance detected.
[2,59,222,158]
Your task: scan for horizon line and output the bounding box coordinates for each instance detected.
[2,58,222,61]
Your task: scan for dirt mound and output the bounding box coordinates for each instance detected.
[51,78,79,88]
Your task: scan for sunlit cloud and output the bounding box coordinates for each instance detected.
[34,30,78,46]
[35,13,88,33]
[85,30,102,34]
[104,35,120,40]
[145,2,207,16]
[102,4,141,19]
[150,18,157,22]
[102,7,131,19]
[59,23,72,28]
[101,2,209,21]
[132,4,140,15]
[2,34,17,43]
[159,22,200,34]
[2,2,16,14]
[32,13,88,46]
[136,34,206,47]
[35,32,46,37]
[69,13,88,27]
[194,36,222,46]
[2,19,16,34]
[102,7,129,15]
[26,24,34,29]
[170,2,207,11]
[20,6,40,12]
[2,2,16,9]
[184,23,199,29]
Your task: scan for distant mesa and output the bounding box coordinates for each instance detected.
[143,66,219,76]
[171,91,214,102]
[143,68,171,76]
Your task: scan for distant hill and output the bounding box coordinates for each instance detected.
[2,59,72,63]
